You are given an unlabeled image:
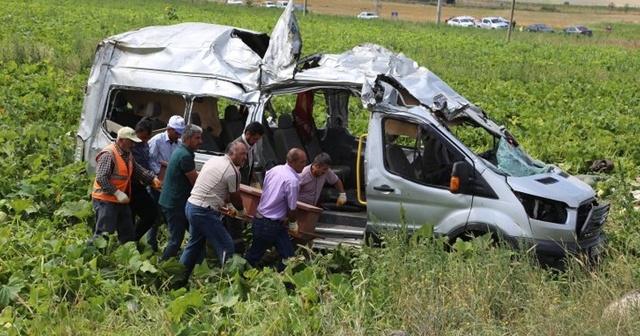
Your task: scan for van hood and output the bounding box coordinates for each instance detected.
[506,171,596,208]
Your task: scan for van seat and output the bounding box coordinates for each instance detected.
[385,144,416,180]
[273,113,304,162]
[191,112,221,152]
[145,101,166,130]
[220,105,245,146]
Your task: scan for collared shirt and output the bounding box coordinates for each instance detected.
[298,164,339,205]
[148,131,182,174]
[95,143,156,195]
[188,155,240,210]
[256,164,300,221]
[159,144,196,209]
[235,134,258,185]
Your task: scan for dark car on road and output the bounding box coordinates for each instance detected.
[563,25,593,37]
[527,24,554,33]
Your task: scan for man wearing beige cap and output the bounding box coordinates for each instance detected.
[90,127,162,244]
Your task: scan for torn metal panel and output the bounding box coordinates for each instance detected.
[103,22,269,91]
[288,43,505,137]
[261,0,303,86]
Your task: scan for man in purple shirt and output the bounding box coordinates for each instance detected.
[245,148,307,271]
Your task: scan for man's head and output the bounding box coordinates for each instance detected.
[134,119,153,144]
[181,124,203,151]
[116,126,141,152]
[226,140,248,167]
[286,148,307,173]
[310,152,332,178]
[167,115,185,142]
[243,121,264,146]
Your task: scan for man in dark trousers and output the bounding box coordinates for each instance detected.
[158,124,202,260]
[90,127,161,244]
[225,121,264,254]
[129,120,158,243]
[245,148,307,271]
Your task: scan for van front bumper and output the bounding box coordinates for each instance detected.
[523,232,608,260]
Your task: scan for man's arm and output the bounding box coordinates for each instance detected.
[333,178,345,193]
[148,137,161,174]
[285,179,299,223]
[185,170,198,186]
[132,160,157,185]
[95,152,117,194]
[226,171,244,211]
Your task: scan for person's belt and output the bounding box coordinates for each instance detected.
[255,212,285,224]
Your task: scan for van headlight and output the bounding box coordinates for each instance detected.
[515,192,568,224]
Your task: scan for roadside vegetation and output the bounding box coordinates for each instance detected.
[1,0,640,334]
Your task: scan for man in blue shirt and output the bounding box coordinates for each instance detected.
[147,115,184,251]
[158,124,202,260]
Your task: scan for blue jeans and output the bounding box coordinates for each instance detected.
[160,204,189,260]
[92,198,135,244]
[245,216,295,272]
[180,202,235,276]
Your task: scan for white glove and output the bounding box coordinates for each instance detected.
[289,221,299,232]
[114,190,129,204]
[336,192,347,206]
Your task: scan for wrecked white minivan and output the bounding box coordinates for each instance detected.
[76,4,608,262]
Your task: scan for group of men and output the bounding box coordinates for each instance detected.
[91,112,347,284]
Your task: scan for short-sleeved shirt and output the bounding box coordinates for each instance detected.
[256,164,300,221]
[188,155,240,210]
[298,165,339,205]
[148,131,181,174]
[159,144,195,209]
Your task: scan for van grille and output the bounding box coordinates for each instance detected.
[576,201,609,239]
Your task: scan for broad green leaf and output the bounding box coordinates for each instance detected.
[9,199,33,214]
[139,260,158,274]
[167,292,203,323]
[53,200,92,220]
[0,276,24,308]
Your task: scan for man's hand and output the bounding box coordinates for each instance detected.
[151,177,162,191]
[336,192,347,206]
[114,190,130,204]
[288,221,299,233]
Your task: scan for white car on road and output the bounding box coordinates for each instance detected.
[478,17,509,29]
[357,12,379,19]
[262,1,276,7]
[226,0,243,5]
[447,16,475,27]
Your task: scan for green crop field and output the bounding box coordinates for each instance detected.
[1,0,640,334]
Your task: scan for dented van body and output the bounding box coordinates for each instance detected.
[76,3,608,261]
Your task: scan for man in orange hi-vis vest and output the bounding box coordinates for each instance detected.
[91,127,162,244]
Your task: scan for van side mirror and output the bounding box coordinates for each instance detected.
[450,161,473,194]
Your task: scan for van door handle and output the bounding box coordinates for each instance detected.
[373,185,395,193]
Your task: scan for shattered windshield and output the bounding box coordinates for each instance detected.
[487,137,551,177]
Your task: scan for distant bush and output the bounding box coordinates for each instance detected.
[540,4,558,12]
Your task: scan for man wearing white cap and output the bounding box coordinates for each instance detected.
[146,115,185,251]
[91,127,162,244]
